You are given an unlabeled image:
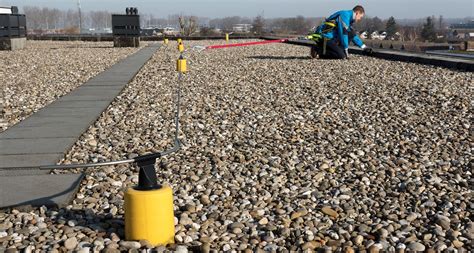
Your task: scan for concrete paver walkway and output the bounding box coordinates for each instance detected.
[0,44,159,209]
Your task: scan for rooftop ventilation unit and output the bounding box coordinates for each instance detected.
[111,7,140,47]
[0,6,26,50]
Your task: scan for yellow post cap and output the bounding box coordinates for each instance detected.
[178,43,184,52]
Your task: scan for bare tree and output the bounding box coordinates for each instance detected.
[251,15,265,35]
[400,25,420,41]
[45,8,61,29]
[24,6,80,32]
[269,16,312,34]
[150,17,168,27]
[199,26,221,36]
[294,15,312,34]
[220,16,243,31]
[398,27,405,42]
[23,6,42,29]
[168,14,181,27]
[65,9,79,30]
[89,11,111,29]
[178,15,198,36]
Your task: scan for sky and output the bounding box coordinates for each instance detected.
[1,0,473,19]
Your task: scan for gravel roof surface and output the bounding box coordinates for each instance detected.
[0,41,140,131]
[1,40,473,252]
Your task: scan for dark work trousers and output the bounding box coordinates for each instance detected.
[318,39,346,59]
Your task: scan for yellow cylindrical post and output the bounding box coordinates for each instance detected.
[125,185,175,246]
[178,42,184,53]
[164,38,169,44]
[225,33,229,42]
[177,55,187,73]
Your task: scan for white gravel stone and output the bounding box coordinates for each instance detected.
[64,237,78,250]
[119,241,141,249]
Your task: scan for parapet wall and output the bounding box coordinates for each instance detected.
[263,37,474,72]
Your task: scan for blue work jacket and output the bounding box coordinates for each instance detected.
[316,10,364,49]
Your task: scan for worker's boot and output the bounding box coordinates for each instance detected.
[310,47,318,59]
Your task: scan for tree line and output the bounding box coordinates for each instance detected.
[23,6,111,33]
[21,6,458,42]
[353,15,449,42]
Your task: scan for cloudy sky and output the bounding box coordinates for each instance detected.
[1,0,473,18]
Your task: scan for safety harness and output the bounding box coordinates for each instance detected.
[307,16,351,55]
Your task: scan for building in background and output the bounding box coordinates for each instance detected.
[232,24,252,33]
[448,20,474,51]
[448,20,474,39]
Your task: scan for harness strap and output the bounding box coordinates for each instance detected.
[323,38,327,55]
[322,20,337,33]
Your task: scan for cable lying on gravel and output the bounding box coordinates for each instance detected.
[0,41,141,131]
[1,40,473,252]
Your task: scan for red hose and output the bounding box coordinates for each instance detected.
[206,39,290,50]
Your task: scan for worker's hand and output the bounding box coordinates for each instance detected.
[344,48,350,59]
[363,47,374,55]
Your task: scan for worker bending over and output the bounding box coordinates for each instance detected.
[310,5,373,59]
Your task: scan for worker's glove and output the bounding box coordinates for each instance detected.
[363,47,374,55]
[306,34,322,42]
[344,48,350,59]
[361,44,373,55]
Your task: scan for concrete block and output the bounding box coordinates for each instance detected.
[0,124,88,139]
[0,37,26,50]
[12,116,90,127]
[33,107,105,117]
[467,41,474,51]
[66,86,124,96]
[0,173,84,208]
[0,138,76,155]
[46,100,111,109]
[88,73,137,83]
[56,94,119,101]
[114,36,140,47]
[0,154,63,169]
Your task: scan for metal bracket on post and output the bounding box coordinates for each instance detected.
[135,158,161,190]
